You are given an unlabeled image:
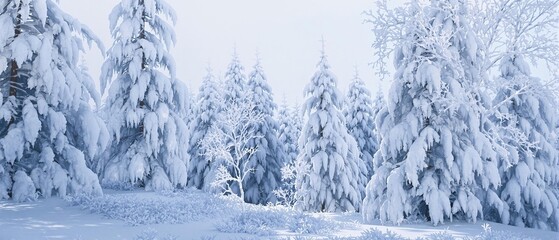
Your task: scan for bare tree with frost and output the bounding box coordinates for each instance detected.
[0,0,108,201]
[100,0,189,191]
[200,98,264,201]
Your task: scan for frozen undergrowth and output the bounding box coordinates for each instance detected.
[324,225,539,240]
[65,190,540,240]
[66,189,235,225]
[66,188,338,237]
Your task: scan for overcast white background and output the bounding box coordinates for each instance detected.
[59,0,388,104]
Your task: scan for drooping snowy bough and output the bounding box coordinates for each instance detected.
[100,0,189,191]
[0,0,108,201]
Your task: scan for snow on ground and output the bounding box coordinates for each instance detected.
[0,189,557,240]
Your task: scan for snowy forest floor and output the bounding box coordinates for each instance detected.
[0,189,557,240]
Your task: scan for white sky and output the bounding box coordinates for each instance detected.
[59,0,389,105]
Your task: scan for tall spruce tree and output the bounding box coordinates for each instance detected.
[243,59,284,204]
[371,88,387,170]
[100,0,189,191]
[491,54,559,231]
[0,0,108,201]
[278,99,303,168]
[275,99,303,205]
[343,72,376,180]
[187,68,223,191]
[363,0,501,225]
[223,52,247,105]
[295,47,365,212]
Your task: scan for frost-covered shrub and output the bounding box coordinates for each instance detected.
[424,232,455,240]
[135,228,178,240]
[215,204,338,236]
[287,212,337,235]
[215,211,276,236]
[215,206,289,236]
[357,229,406,240]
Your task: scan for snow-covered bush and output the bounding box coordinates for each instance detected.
[135,229,178,240]
[295,47,366,212]
[215,204,337,236]
[287,212,337,235]
[0,0,107,201]
[100,0,189,191]
[215,210,278,236]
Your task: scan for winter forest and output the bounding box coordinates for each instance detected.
[1,0,559,239]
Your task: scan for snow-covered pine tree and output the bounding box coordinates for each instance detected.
[295,47,365,212]
[0,0,108,201]
[274,98,302,206]
[278,98,300,167]
[370,88,387,170]
[187,68,223,191]
[491,54,559,231]
[243,59,284,204]
[363,0,501,225]
[223,51,247,105]
[185,89,196,131]
[100,0,189,191]
[343,71,376,180]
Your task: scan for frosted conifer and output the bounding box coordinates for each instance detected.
[492,54,559,231]
[295,47,365,212]
[187,68,223,191]
[344,72,376,180]
[100,0,189,191]
[0,0,108,200]
[243,59,284,204]
[363,0,501,225]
